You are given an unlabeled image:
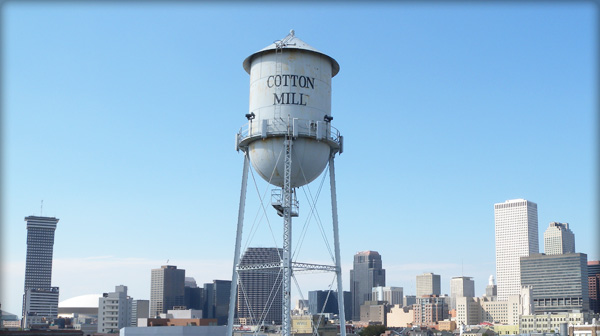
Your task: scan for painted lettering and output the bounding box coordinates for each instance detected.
[266,74,316,89]
[273,92,308,106]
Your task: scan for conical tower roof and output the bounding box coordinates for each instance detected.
[243,30,339,77]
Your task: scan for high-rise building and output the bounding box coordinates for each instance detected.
[372,286,403,306]
[203,280,231,325]
[150,265,185,317]
[589,260,600,314]
[413,295,448,326]
[185,286,204,311]
[403,295,416,307]
[544,222,575,255]
[22,216,60,328]
[308,290,337,316]
[520,253,589,313]
[308,290,351,317]
[98,285,132,333]
[350,251,385,321]
[416,273,441,297]
[185,277,198,288]
[237,247,283,325]
[589,260,600,276]
[485,275,497,298]
[183,276,204,313]
[131,299,149,327]
[494,199,538,301]
[450,276,475,310]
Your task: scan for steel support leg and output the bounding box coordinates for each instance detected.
[227,153,250,336]
[329,155,347,336]
[282,135,293,336]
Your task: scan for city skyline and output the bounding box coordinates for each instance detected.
[1,2,597,316]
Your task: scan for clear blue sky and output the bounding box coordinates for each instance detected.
[1,2,597,315]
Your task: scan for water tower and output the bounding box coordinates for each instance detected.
[227,30,346,336]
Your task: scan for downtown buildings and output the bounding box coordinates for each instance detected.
[350,251,386,321]
[13,198,598,332]
[203,279,231,325]
[453,199,592,329]
[149,265,230,324]
[21,216,60,329]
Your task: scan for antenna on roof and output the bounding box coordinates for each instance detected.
[41,200,43,216]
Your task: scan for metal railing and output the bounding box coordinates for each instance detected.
[271,189,299,217]
[237,118,341,147]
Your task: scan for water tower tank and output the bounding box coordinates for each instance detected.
[237,30,342,188]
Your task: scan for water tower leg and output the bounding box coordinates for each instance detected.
[282,136,293,336]
[227,153,250,336]
[329,155,347,336]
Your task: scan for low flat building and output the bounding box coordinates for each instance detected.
[437,320,456,331]
[387,304,414,328]
[3,320,22,329]
[462,327,494,336]
[568,320,600,336]
[0,331,83,336]
[520,312,588,334]
[161,309,203,319]
[137,317,217,327]
[291,315,337,336]
[494,324,519,335]
[120,326,226,336]
[456,295,520,326]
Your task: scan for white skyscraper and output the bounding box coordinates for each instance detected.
[416,273,441,297]
[543,222,575,255]
[494,199,538,301]
[450,276,475,310]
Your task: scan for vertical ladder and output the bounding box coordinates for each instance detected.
[274,30,294,123]
[281,117,293,336]
[274,45,283,122]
